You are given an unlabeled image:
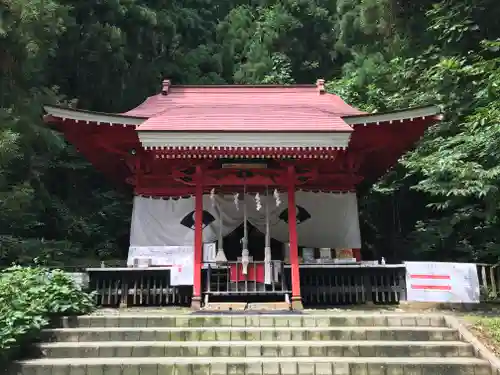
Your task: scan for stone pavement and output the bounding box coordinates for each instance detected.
[9,313,498,374]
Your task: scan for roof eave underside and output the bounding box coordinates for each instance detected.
[343,105,441,125]
[43,105,145,126]
[347,106,442,183]
[41,104,443,194]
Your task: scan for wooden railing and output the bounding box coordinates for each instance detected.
[477,263,500,301]
[79,264,407,307]
[87,267,192,308]
[48,262,500,307]
[203,261,290,304]
[284,264,406,306]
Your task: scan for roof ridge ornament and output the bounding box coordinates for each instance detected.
[161,79,171,95]
[316,79,326,95]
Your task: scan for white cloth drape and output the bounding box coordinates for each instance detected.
[245,192,361,249]
[129,192,361,249]
[129,195,241,246]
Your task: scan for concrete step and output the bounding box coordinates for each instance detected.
[51,314,447,329]
[42,326,459,342]
[11,356,492,375]
[37,340,475,358]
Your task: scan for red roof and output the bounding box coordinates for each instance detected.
[41,81,442,196]
[124,85,364,132]
[138,106,354,132]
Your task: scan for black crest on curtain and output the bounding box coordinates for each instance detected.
[279,205,311,224]
[180,210,216,229]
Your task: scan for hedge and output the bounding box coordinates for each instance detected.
[0,266,95,365]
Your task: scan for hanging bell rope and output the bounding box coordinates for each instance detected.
[265,188,270,249]
[241,183,249,275]
[242,184,248,251]
[264,187,272,284]
[218,200,223,249]
[215,187,227,264]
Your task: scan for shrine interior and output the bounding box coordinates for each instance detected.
[221,222,284,261]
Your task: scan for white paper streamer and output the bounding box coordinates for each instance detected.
[255,193,262,211]
[210,188,216,207]
[273,189,281,207]
[234,193,239,211]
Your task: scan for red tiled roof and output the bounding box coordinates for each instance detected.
[123,85,363,132]
[137,106,352,132]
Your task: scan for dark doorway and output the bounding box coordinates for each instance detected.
[221,222,283,261]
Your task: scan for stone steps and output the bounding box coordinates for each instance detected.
[43,326,460,342]
[12,356,492,375]
[10,313,496,375]
[51,314,447,328]
[37,340,474,358]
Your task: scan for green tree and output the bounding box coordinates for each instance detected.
[332,0,500,263]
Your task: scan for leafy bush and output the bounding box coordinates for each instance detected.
[0,266,95,365]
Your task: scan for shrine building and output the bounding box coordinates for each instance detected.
[43,79,442,310]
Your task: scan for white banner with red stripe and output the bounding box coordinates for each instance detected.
[405,262,480,303]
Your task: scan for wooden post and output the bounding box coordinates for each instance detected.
[191,165,203,309]
[287,166,303,310]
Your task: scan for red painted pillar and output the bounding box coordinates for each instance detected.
[287,166,303,310]
[191,165,203,309]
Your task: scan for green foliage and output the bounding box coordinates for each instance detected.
[218,0,341,84]
[0,266,94,364]
[329,0,500,263]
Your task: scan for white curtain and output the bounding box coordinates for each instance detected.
[129,192,361,249]
[246,192,361,249]
[129,195,241,246]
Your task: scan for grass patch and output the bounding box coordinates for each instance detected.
[465,315,500,355]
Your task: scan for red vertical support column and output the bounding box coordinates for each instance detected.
[191,165,203,309]
[287,166,303,310]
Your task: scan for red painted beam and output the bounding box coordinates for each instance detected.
[146,169,361,186]
[134,184,358,196]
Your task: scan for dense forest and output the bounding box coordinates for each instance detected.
[1,0,499,267]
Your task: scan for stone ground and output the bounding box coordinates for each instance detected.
[88,301,500,315]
